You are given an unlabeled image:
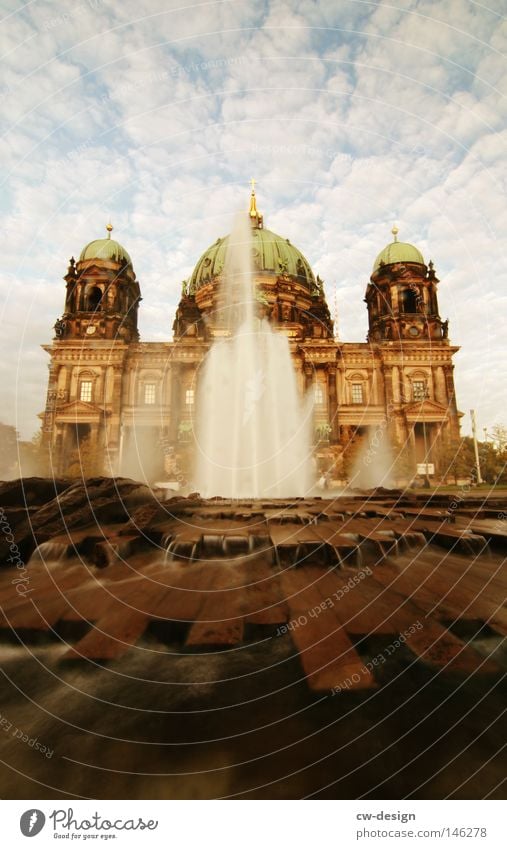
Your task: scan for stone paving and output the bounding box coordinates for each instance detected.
[1,486,506,692]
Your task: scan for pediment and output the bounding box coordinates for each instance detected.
[403,399,449,421]
[54,399,107,420]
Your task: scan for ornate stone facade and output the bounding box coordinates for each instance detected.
[41,196,461,484]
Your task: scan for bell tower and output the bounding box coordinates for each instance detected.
[41,225,141,476]
[361,225,460,483]
[54,224,141,343]
[365,226,446,344]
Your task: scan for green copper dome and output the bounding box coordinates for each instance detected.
[79,235,131,265]
[189,226,316,292]
[373,240,425,272]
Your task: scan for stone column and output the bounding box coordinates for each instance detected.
[392,365,400,404]
[303,363,313,394]
[169,363,182,442]
[382,366,393,409]
[372,366,379,405]
[54,423,67,475]
[435,365,446,406]
[327,365,338,440]
[443,364,460,440]
[391,284,399,313]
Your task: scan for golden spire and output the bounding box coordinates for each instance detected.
[106,221,113,240]
[248,178,263,228]
[249,177,258,218]
[391,223,399,242]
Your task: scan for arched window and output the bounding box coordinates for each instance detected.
[86,286,102,311]
[79,380,93,402]
[412,380,427,402]
[139,373,160,406]
[314,383,325,405]
[77,369,95,403]
[144,383,156,405]
[348,373,366,405]
[400,288,418,313]
[351,383,363,404]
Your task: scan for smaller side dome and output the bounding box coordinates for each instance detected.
[79,224,132,265]
[372,226,425,272]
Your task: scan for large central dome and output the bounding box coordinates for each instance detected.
[189,222,316,293]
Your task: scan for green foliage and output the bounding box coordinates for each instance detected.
[390,439,415,482]
[315,422,332,441]
[438,438,475,483]
[177,421,193,443]
[341,432,366,479]
[0,423,19,478]
[436,436,507,484]
[67,436,103,478]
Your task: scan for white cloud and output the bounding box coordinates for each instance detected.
[0,0,506,438]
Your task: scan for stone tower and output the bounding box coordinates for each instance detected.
[42,226,141,475]
[362,225,461,472]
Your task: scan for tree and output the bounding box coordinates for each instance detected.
[67,436,104,478]
[17,428,52,477]
[342,431,367,482]
[0,423,19,478]
[438,438,475,484]
[390,439,415,484]
[491,425,507,453]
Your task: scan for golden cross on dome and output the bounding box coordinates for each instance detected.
[248,178,263,228]
[391,223,399,242]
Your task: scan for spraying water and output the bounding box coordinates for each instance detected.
[194,213,312,498]
[349,429,396,490]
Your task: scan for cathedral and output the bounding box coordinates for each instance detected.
[41,186,461,485]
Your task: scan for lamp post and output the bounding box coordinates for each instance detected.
[470,409,483,485]
[421,385,431,489]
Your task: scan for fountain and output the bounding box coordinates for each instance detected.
[349,429,396,490]
[194,212,313,498]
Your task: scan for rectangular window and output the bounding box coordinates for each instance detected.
[413,380,426,402]
[351,383,363,404]
[79,381,92,403]
[185,388,195,406]
[314,385,324,405]
[144,383,156,405]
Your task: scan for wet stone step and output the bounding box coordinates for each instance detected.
[92,535,149,568]
[426,530,489,555]
[357,534,399,564]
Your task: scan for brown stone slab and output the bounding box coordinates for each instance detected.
[372,560,467,622]
[60,563,167,622]
[185,563,248,646]
[243,559,288,625]
[280,567,375,692]
[359,569,501,674]
[380,550,507,636]
[150,562,237,622]
[186,614,244,646]
[309,566,422,636]
[4,595,71,630]
[405,619,500,674]
[64,610,149,660]
[0,566,95,629]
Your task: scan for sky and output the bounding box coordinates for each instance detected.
[1,0,506,439]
